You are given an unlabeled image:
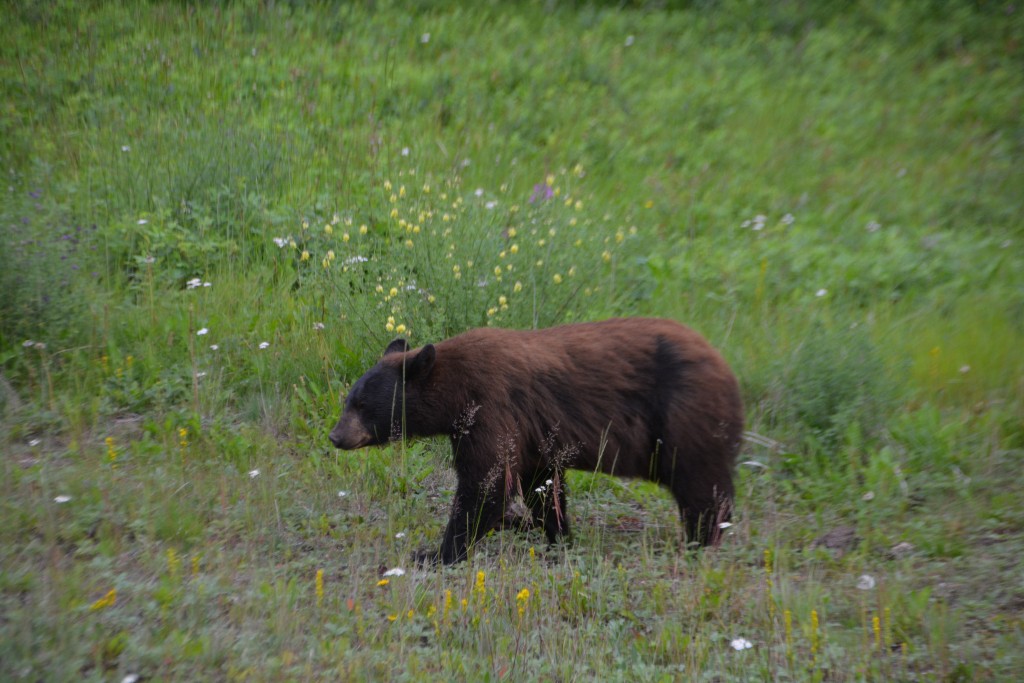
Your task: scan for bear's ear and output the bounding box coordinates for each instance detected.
[383,338,409,357]
[406,343,436,380]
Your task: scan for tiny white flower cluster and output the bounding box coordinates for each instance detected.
[742,213,795,230]
[186,278,211,289]
[258,341,270,349]
[730,638,753,651]
[742,214,767,231]
[534,478,554,494]
[272,236,293,248]
[313,322,325,331]
[343,255,369,266]
[382,567,406,577]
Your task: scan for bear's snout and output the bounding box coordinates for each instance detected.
[329,413,373,450]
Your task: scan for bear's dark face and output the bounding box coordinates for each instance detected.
[328,339,436,450]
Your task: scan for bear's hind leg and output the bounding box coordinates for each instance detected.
[659,445,733,548]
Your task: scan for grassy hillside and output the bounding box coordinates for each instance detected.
[2,1,1022,680]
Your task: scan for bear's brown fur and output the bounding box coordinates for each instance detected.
[329,317,743,564]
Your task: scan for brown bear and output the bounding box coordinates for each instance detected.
[329,317,743,564]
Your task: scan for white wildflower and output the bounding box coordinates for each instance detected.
[313,322,325,331]
[730,638,753,651]
[209,344,219,351]
[394,532,406,539]
[383,567,406,577]
[337,490,349,498]
[815,288,828,297]
[248,469,260,479]
[856,574,876,590]
[196,328,208,336]
[54,495,72,504]
[258,341,270,349]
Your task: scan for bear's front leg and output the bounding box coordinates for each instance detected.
[423,477,504,565]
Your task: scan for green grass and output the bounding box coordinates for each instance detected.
[2,1,1023,680]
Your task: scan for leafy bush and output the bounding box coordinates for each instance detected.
[773,323,891,447]
[0,167,101,351]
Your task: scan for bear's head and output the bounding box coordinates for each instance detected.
[329,338,436,450]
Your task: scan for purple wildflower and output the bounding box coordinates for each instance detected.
[530,182,554,203]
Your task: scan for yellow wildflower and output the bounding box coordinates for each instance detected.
[516,588,530,618]
[90,588,117,611]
